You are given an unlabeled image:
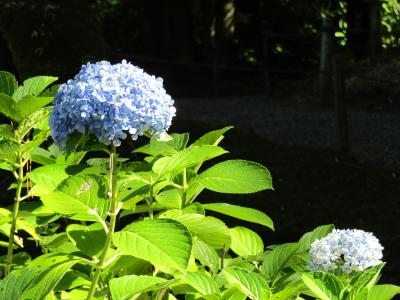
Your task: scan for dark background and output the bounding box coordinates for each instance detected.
[0,0,399,283]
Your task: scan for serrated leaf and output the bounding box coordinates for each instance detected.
[0,267,43,300]
[301,272,344,300]
[0,124,15,140]
[222,287,247,300]
[262,243,299,282]
[152,145,227,176]
[220,267,270,300]
[163,213,230,249]
[297,224,334,252]
[110,275,169,300]
[40,175,109,221]
[230,227,264,257]
[0,93,19,121]
[348,263,384,297]
[0,139,20,163]
[155,187,182,209]
[196,160,273,194]
[368,284,400,300]
[20,260,78,299]
[31,147,56,165]
[54,270,90,292]
[0,71,18,96]
[14,96,54,121]
[203,203,274,229]
[180,272,219,296]
[192,239,221,273]
[113,219,192,273]
[29,164,99,192]
[29,164,72,190]
[168,133,189,150]
[13,76,58,101]
[192,126,234,146]
[134,141,177,156]
[66,223,106,257]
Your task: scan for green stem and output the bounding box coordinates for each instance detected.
[148,176,154,219]
[4,154,24,276]
[181,168,187,209]
[86,147,118,300]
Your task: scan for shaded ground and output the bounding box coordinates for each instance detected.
[171,119,400,284]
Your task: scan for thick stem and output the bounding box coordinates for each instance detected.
[4,155,24,276]
[86,147,118,300]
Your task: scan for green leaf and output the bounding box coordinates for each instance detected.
[29,164,99,192]
[230,227,264,257]
[54,270,90,292]
[134,141,177,156]
[180,272,220,296]
[348,263,384,298]
[192,126,234,146]
[220,267,270,300]
[29,164,72,191]
[113,219,192,273]
[66,223,106,257]
[0,267,42,300]
[192,239,221,273]
[12,76,58,101]
[152,145,227,176]
[40,175,109,221]
[155,187,182,209]
[0,124,15,140]
[168,133,189,150]
[31,147,56,165]
[14,96,54,121]
[18,106,52,133]
[39,84,60,97]
[203,203,274,229]
[0,139,20,163]
[301,272,344,300]
[368,284,400,300]
[162,213,230,249]
[196,160,273,194]
[0,93,18,121]
[262,243,299,282]
[20,260,78,299]
[110,275,169,300]
[297,224,334,252]
[222,287,247,300]
[0,71,18,96]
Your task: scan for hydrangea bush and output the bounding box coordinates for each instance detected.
[0,65,399,300]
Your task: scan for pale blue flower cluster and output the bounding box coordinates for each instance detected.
[308,229,383,273]
[49,60,175,148]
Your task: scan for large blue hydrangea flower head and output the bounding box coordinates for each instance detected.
[49,60,176,149]
[308,229,383,273]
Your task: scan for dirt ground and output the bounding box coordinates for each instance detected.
[171,119,400,284]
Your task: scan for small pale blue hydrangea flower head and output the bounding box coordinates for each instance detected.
[49,60,176,149]
[308,229,383,273]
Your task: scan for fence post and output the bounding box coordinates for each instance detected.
[320,16,335,106]
[262,19,272,98]
[333,54,349,154]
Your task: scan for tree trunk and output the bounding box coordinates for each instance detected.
[319,16,335,106]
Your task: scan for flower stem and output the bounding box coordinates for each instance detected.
[4,154,24,276]
[181,168,187,208]
[86,146,118,300]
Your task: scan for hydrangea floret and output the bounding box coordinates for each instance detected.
[308,229,383,273]
[49,60,176,148]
